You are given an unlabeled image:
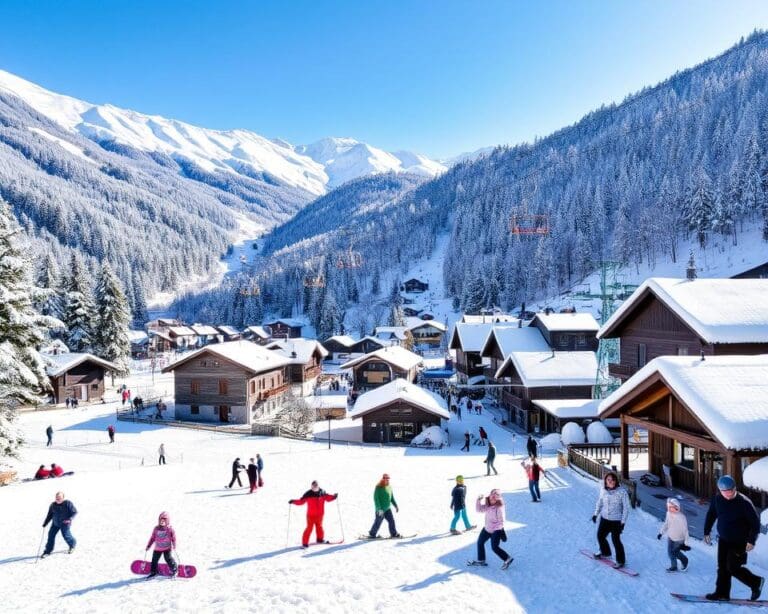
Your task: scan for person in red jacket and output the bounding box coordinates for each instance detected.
[34,465,50,480]
[50,463,64,477]
[289,480,338,548]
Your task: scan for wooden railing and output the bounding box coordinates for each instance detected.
[567,443,647,507]
[608,363,635,379]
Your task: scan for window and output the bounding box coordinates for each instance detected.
[191,405,200,415]
[199,360,208,367]
[213,360,220,367]
[576,334,587,348]
[674,441,695,470]
[250,381,256,394]
[677,347,689,356]
[91,383,99,389]
[191,381,201,395]
[637,343,647,368]
[557,335,569,348]
[219,379,228,395]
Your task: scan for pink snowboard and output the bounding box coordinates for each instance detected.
[130,559,196,578]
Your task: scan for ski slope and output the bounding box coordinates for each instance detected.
[2,389,764,613]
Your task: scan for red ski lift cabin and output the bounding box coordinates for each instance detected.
[510,211,549,236]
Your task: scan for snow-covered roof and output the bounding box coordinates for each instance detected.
[599,354,768,450]
[150,330,173,342]
[349,379,449,420]
[339,346,423,371]
[374,326,408,340]
[45,352,119,377]
[244,325,271,339]
[190,324,219,336]
[40,340,70,354]
[744,457,768,493]
[484,326,549,360]
[598,278,768,344]
[306,395,348,410]
[265,338,328,363]
[265,318,305,328]
[501,351,597,387]
[532,312,600,332]
[325,335,355,347]
[127,330,148,343]
[162,340,291,374]
[461,314,518,324]
[168,326,196,336]
[216,325,240,336]
[449,322,494,352]
[532,399,602,419]
[406,317,447,333]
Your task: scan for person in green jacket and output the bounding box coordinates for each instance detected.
[368,473,402,538]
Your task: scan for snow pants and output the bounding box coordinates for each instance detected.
[528,479,541,501]
[715,538,762,598]
[369,509,397,537]
[451,508,471,531]
[667,538,688,570]
[45,523,75,554]
[476,528,509,563]
[228,472,242,488]
[302,514,325,546]
[150,549,177,574]
[596,518,625,566]
[486,459,498,475]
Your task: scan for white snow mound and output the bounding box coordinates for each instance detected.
[586,421,613,444]
[411,425,447,447]
[561,422,586,445]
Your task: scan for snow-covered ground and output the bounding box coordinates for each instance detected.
[3,373,765,612]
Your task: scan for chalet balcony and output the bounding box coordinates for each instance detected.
[303,365,322,381]
[608,363,636,379]
[256,384,289,402]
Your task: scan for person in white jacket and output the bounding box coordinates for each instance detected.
[657,497,689,572]
[592,471,630,569]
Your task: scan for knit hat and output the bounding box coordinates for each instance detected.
[456,475,464,482]
[158,511,170,523]
[667,497,681,510]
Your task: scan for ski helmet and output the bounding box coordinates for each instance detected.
[717,475,736,491]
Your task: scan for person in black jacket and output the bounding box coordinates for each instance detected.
[484,441,498,476]
[41,491,77,557]
[526,436,537,458]
[46,425,53,447]
[703,475,764,602]
[226,457,245,489]
[246,458,258,493]
[450,475,475,534]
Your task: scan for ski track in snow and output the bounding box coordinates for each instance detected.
[2,371,761,612]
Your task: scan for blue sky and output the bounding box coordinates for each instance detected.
[1,1,767,158]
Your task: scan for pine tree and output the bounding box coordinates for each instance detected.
[131,271,149,328]
[93,262,131,376]
[686,168,715,248]
[462,276,486,315]
[62,253,95,352]
[36,253,63,320]
[0,199,61,457]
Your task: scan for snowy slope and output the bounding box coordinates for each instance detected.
[3,370,763,613]
[0,70,445,195]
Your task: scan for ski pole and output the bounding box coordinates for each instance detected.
[285,503,292,548]
[336,497,345,542]
[34,527,45,563]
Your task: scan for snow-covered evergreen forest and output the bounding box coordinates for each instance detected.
[172,31,768,329]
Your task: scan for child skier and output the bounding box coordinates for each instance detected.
[289,480,338,547]
[450,475,475,534]
[469,489,512,569]
[145,511,178,578]
[657,497,689,572]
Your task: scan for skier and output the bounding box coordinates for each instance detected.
[523,457,546,502]
[592,471,630,569]
[469,489,512,569]
[41,491,77,557]
[657,497,689,572]
[246,458,258,493]
[107,424,115,443]
[158,443,166,465]
[484,441,498,476]
[50,463,64,477]
[461,431,470,452]
[367,473,402,538]
[703,475,764,601]
[226,457,245,489]
[478,426,488,446]
[526,435,537,458]
[450,475,475,534]
[256,453,264,487]
[145,511,178,578]
[289,480,338,547]
[46,425,53,447]
[34,465,50,480]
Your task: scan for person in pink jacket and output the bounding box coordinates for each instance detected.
[145,511,178,578]
[469,489,512,569]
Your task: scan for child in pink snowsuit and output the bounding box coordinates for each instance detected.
[145,511,178,577]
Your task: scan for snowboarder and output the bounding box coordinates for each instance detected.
[145,511,178,578]
[703,475,764,601]
[107,424,115,443]
[41,491,77,557]
[478,426,488,446]
[470,489,512,569]
[526,435,537,458]
[46,425,53,447]
[34,465,50,480]
[65,397,71,409]
[256,453,264,487]
[450,475,475,534]
[289,480,338,547]
[226,457,245,489]
[592,471,630,569]
[461,431,470,452]
[246,458,258,493]
[158,443,166,465]
[368,473,402,538]
[523,457,546,502]
[657,497,689,572]
[484,441,498,476]
[50,463,64,477]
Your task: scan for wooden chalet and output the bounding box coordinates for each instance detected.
[448,322,494,384]
[323,335,356,361]
[264,319,304,339]
[167,326,197,350]
[407,318,447,348]
[531,398,603,434]
[374,326,409,346]
[529,312,599,352]
[402,278,429,293]
[45,353,119,404]
[243,325,271,345]
[128,330,149,358]
[148,330,173,353]
[598,278,768,383]
[265,338,328,396]
[190,324,220,346]
[350,379,449,444]
[161,340,292,424]
[599,354,768,503]
[732,262,768,279]
[340,346,423,391]
[403,307,423,317]
[348,336,386,354]
[216,325,242,342]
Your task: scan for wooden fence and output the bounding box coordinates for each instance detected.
[567,443,647,508]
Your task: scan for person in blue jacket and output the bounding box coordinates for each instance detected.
[41,491,77,557]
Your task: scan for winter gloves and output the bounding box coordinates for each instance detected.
[591,515,597,524]
[288,500,295,505]
[657,533,662,540]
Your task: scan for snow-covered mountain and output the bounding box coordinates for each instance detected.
[0,69,445,195]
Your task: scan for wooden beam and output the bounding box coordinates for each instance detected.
[623,416,724,452]
[625,386,670,415]
[620,419,629,479]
